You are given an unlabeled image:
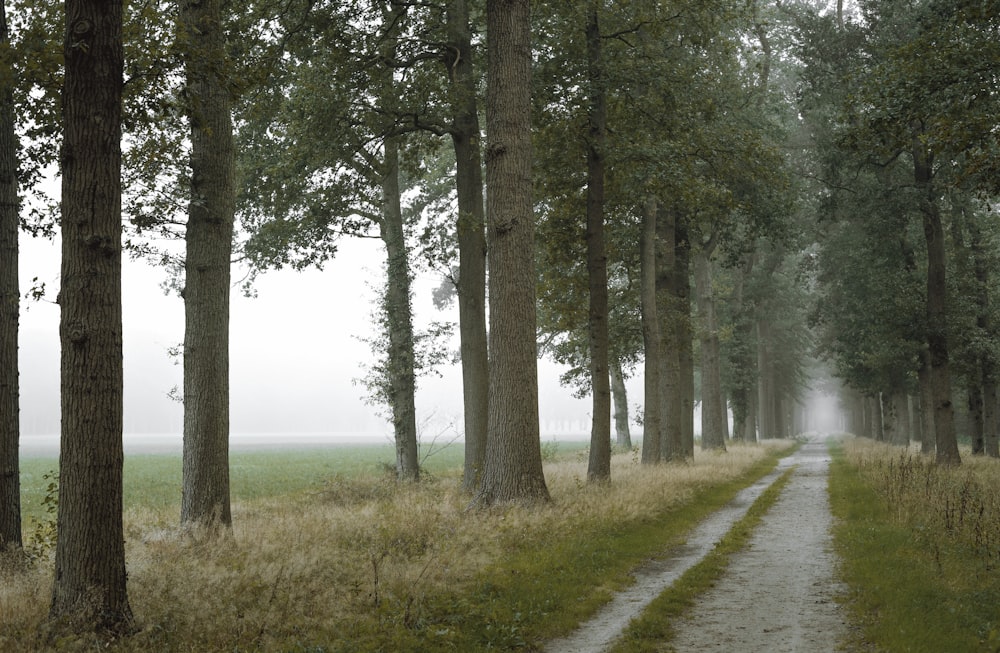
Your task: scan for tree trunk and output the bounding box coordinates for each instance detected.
[475,0,549,505]
[445,0,489,494]
[913,126,960,464]
[881,392,906,447]
[968,382,985,454]
[50,0,133,630]
[657,204,682,460]
[744,383,758,442]
[694,246,725,451]
[180,0,234,530]
[675,214,694,457]
[0,2,20,552]
[381,137,419,481]
[874,394,885,442]
[970,212,996,457]
[898,393,912,446]
[918,349,936,454]
[584,4,610,482]
[728,257,754,443]
[756,319,773,438]
[610,357,632,449]
[640,196,661,464]
[984,381,999,457]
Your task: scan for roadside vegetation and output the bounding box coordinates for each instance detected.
[2,440,792,651]
[831,437,1000,652]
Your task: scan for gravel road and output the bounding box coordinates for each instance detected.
[545,436,848,653]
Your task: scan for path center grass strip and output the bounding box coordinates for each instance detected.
[607,466,796,653]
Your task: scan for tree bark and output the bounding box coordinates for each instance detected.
[445,0,489,494]
[640,196,661,464]
[984,382,999,457]
[475,0,549,505]
[744,382,758,442]
[968,382,985,454]
[657,204,682,460]
[584,4,611,482]
[676,214,694,457]
[913,125,960,464]
[881,392,907,447]
[694,246,725,451]
[0,2,20,552]
[918,348,936,454]
[180,0,235,530]
[898,393,912,446]
[969,212,997,457]
[610,357,632,449]
[756,319,773,438]
[380,137,420,481]
[50,0,133,630]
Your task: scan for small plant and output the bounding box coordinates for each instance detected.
[540,439,559,462]
[25,470,59,562]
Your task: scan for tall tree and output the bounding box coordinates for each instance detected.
[475,0,550,505]
[179,0,235,529]
[443,0,490,493]
[0,0,20,552]
[380,135,420,480]
[584,2,611,482]
[694,240,726,450]
[50,0,133,631]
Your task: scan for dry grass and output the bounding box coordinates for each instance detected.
[0,440,791,652]
[845,437,1000,572]
[833,436,1000,651]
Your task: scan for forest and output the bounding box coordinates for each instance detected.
[1,0,1000,650]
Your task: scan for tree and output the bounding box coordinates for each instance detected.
[442,0,490,494]
[238,1,424,481]
[583,2,611,482]
[179,0,235,529]
[0,0,20,552]
[474,0,550,505]
[50,0,133,631]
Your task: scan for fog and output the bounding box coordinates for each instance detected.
[19,233,638,450]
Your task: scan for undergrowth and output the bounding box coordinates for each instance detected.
[2,440,793,652]
[831,438,1000,653]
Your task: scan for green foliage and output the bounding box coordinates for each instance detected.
[23,470,57,562]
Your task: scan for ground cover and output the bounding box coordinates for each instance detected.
[830,437,1000,652]
[3,439,791,652]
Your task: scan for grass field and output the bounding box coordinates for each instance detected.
[18,440,482,522]
[4,438,794,652]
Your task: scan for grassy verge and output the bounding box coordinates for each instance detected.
[608,466,796,653]
[3,439,794,652]
[829,438,1000,652]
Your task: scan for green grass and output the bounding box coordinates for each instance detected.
[829,440,1000,653]
[609,466,796,653]
[18,440,587,525]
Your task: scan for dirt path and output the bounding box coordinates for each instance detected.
[544,436,848,653]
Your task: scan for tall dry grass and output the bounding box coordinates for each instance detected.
[845,437,1000,573]
[0,440,791,652]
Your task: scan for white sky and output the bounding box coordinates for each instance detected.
[18,230,635,444]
